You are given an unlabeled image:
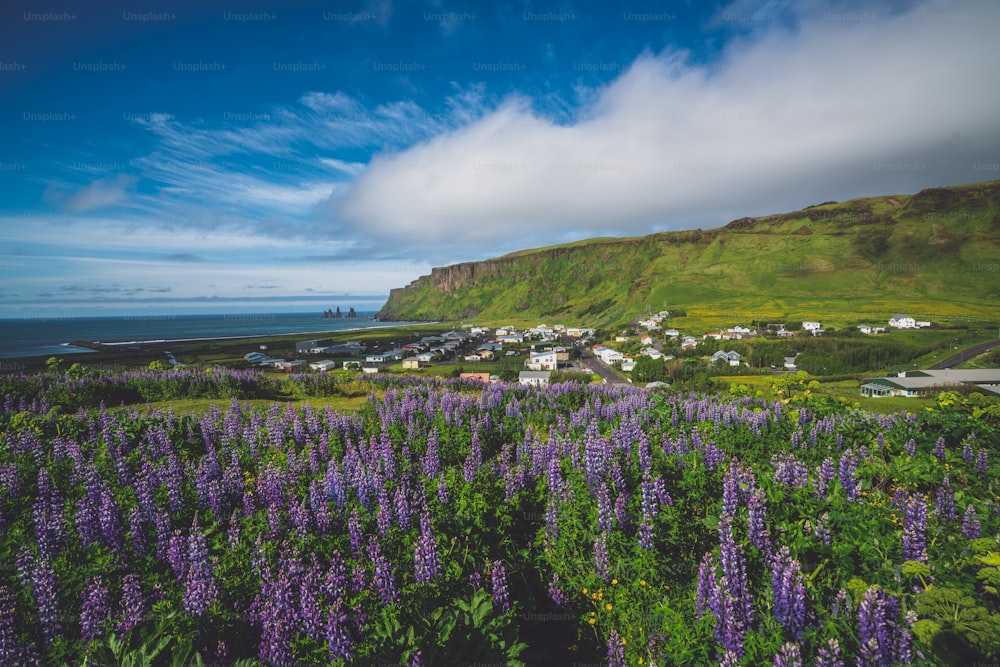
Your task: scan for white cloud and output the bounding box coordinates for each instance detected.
[335,0,1000,251]
[59,174,138,213]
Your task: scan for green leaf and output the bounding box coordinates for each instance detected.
[977,552,1000,567]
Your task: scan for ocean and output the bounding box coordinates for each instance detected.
[0,312,419,359]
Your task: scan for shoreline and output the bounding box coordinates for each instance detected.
[86,321,429,348]
[2,320,441,362]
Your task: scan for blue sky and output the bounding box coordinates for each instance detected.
[1,0,998,317]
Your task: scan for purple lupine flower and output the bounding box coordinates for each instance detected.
[255,564,295,667]
[0,586,15,659]
[902,494,928,562]
[748,488,771,553]
[703,440,725,471]
[963,504,981,539]
[773,641,802,667]
[814,457,835,499]
[0,584,36,665]
[32,556,61,643]
[182,527,218,616]
[696,552,716,620]
[597,482,613,532]
[394,484,412,531]
[772,453,809,492]
[607,629,625,667]
[814,638,843,667]
[98,487,126,557]
[80,576,111,642]
[414,511,442,584]
[718,517,752,626]
[934,476,957,519]
[348,509,364,558]
[934,436,946,460]
[963,441,974,463]
[710,517,752,660]
[905,438,916,456]
[613,490,630,533]
[857,586,912,667]
[594,531,611,583]
[469,570,484,591]
[117,573,148,634]
[838,450,858,502]
[638,512,654,549]
[325,605,352,663]
[978,449,989,478]
[369,537,399,605]
[548,573,569,607]
[490,560,511,612]
[74,492,100,548]
[771,547,808,639]
[722,461,740,517]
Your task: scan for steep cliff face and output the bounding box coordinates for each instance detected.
[377,180,1000,325]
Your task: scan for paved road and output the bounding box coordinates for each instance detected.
[579,347,629,385]
[930,339,1000,369]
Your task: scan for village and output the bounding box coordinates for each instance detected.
[231,310,1000,399]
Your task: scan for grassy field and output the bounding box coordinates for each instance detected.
[117,394,372,417]
[711,374,935,414]
[379,180,1000,330]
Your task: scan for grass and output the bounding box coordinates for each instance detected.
[119,394,371,417]
[711,375,935,415]
[379,180,1000,330]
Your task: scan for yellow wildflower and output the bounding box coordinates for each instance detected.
[605,603,613,611]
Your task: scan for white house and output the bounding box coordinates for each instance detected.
[597,348,624,365]
[680,336,699,349]
[663,328,681,338]
[640,335,654,346]
[915,320,932,328]
[784,355,798,370]
[641,348,664,360]
[518,370,551,387]
[414,352,436,363]
[620,359,637,372]
[308,360,337,372]
[802,321,822,333]
[858,325,872,335]
[711,350,741,367]
[526,351,558,371]
[889,314,916,329]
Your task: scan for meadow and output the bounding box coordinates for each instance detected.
[1,368,999,665]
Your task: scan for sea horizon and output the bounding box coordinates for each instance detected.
[0,310,422,360]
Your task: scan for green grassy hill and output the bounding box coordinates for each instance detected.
[378,180,1000,328]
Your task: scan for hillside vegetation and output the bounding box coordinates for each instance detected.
[378,180,1000,327]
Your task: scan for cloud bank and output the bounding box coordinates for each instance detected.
[336,0,1000,249]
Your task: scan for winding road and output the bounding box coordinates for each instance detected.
[929,338,1000,369]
